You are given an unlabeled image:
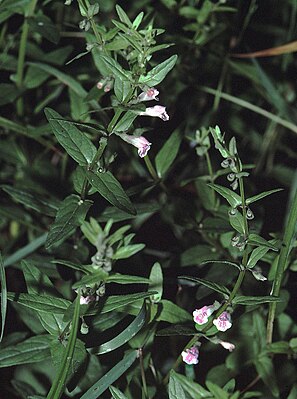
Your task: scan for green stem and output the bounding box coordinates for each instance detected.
[143,155,159,181]
[139,348,149,399]
[16,0,38,116]
[266,189,297,343]
[238,176,249,240]
[205,151,216,208]
[107,109,123,133]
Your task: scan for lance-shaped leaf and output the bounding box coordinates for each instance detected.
[208,184,242,208]
[170,371,211,399]
[169,370,187,399]
[139,55,178,87]
[80,350,138,399]
[179,276,230,296]
[96,54,131,81]
[109,386,128,399]
[0,335,52,368]
[2,185,60,217]
[45,194,92,250]
[90,302,146,355]
[246,188,283,205]
[86,170,136,215]
[45,107,97,166]
[7,292,71,314]
[155,129,182,178]
[232,295,282,305]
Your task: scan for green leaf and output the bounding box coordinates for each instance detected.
[247,245,273,269]
[254,356,279,397]
[80,350,138,399]
[106,274,150,285]
[229,209,245,234]
[86,170,136,215]
[45,194,92,250]
[72,270,109,289]
[248,234,279,250]
[96,54,131,82]
[46,293,81,399]
[232,295,281,305]
[132,11,144,29]
[115,5,132,26]
[149,262,163,302]
[97,202,159,222]
[139,55,178,87]
[155,129,182,178]
[28,62,87,97]
[113,111,138,132]
[0,335,51,367]
[3,233,48,268]
[246,189,283,205]
[156,300,192,323]
[114,78,132,103]
[112,243,145,259]
[109,386,128,399]
[2,185,60,217]
[208,184,242,208]
[169,371,211,398]
[181,244,219,266]
[195,178,217,211]
[205,381,229,399]
[98,292,156,314]
[28,14,60,44]
[44,108,96,166]
[7,292,71,314]
[169,370,187,399]
[0,253,7,342]
[90,303,146,354]
[179,276,230,296]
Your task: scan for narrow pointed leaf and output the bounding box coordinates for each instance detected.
[7,292,71,313]
[169,370,187,399]
[246,189,283,205]
[0,335,52,367]
[170,371,211,398]
[86,170,136,215]
[45,108,97,165]
[45,194,92,249]
[155,129,182,178]
[109,386,128,399]
[90,302,146,354]
[208,184,241,208]
[232,295,282,305]
[80,350,138,399]
[139,55,178,86]
[179,276,230,296]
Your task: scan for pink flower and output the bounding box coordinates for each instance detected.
[138,88,159,102]
[120,133,152,158]
[181,346,199,365]
[140,105,169,121]
[213,311,232,332]
[219,340,235,352]
[193,301,220,325]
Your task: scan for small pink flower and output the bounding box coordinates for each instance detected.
[138,88,159,102]
[193,301,220,325]
[80,295,97,305]
[181,346,199,365]
[120,133,152,158]
[96,81,104,89]
[140,105,169,121]
[213,311,232,332]
[219,341,235,352]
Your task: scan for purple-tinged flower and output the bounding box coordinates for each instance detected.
[120,133,152,158]
[80,295,99,305]
[140,105,169,121]
[193,301,220,325]
[219,340,235,352]
[181,346,199,365]
[138,88,159,102]
[213,311,232,332]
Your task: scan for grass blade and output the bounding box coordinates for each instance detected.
[0,253,7,342]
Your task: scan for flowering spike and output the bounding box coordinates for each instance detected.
[213,311,232,332]
[181,346,199,365]
[140,105,169,121]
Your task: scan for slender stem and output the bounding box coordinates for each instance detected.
[16,0,38,116]
[143,155,159,181]
[139,348,149,399]
[205,151,216,207]
[107,109,123,133]
[238,176,249,240]
[266,189,297,343]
